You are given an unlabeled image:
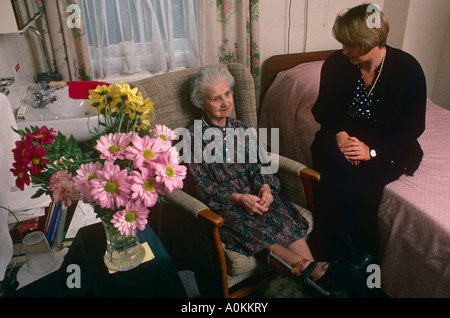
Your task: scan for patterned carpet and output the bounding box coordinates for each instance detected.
[246,274,388,298]
[246,275,331,298]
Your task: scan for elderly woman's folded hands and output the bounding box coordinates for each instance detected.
[230,184,273,216]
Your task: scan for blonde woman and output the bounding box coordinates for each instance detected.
[310,4,426,287]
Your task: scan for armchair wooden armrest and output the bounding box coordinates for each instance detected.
[300,168,321,211]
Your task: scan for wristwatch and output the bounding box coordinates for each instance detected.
[370,149,377,158]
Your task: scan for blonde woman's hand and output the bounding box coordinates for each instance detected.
[336,131,351,149]
[341,136,371,165]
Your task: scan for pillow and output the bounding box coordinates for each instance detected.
[259,60,323,167]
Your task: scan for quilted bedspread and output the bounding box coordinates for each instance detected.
[378,101,450,297]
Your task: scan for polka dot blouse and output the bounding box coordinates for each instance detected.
[348,71,380,120]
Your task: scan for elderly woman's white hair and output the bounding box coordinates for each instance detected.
[190,66,235,109]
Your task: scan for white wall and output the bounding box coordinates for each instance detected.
[259,0,383,94]
[401,0,450,109]
[259,0,450,108]
[432,13,450,109]
[0,32,36,111]
[260,0,383,68]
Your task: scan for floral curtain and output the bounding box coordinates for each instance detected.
[34,0,92,81]
[200,0,260,93]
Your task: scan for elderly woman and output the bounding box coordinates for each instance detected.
[311,4,426,267]
[186,66,371,297]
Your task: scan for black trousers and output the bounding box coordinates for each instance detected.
[310,130,404,262]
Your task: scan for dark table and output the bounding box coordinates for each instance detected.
[11,223,189,298]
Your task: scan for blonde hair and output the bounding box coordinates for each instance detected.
[333,4,389,55]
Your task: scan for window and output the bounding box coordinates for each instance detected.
[81,0,200,78]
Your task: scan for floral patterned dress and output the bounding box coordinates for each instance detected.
[186,116,309,256]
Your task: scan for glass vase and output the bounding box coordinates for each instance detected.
[100,217,145,272]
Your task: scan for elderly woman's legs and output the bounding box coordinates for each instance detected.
[268,238,328,281]
[267,238,373,296]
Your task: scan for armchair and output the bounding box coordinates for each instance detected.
[132,63,320,298]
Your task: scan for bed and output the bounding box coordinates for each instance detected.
[258,50,450,298]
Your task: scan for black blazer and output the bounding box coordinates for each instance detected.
[312,45,427,175]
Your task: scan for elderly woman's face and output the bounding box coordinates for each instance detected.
[202,80,234,125]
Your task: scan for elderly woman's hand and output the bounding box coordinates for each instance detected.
[230,192,269,216]
[258,184,273,208]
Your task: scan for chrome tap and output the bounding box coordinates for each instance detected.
[0,77,15,87]
[0,88,9,96]
[0,77,14,96]
[37,81,62,96]
[31,92,58,108]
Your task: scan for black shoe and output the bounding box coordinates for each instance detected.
[301,254,374,297]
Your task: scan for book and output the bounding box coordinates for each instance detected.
[44,201,57,234]
[46,202,62,247]
[54,205,68,248]
[9,204,53,242]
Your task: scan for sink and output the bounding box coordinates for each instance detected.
[16,85,103,142]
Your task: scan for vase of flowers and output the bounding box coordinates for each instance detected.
[11,82,186,272]
[74,129,185,272]
[100,213,145,272]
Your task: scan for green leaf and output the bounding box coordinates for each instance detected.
[62,135,84,159]
[30,188,47,199]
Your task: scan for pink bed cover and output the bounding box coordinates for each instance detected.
[259,61,450,297]
[378,100,450,298]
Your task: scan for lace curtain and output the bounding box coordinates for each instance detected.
[80,0,200,78]
[200,0,260,92]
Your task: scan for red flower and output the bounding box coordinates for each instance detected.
[10,162,31,190]
[25,126,56,145]
[22,145,49,176]
[12,138,32,161]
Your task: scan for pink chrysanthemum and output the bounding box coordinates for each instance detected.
[154,150,187,193]
[154,124,175,142]
[129,167,164,208]
[126,134,165,169]
[89,164,131,209]
[49,170,80,207]
[74,161,103,203]
[95,133,131,162]
[111,201,149,236]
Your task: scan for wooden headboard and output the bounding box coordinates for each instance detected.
[264,50,337,92]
